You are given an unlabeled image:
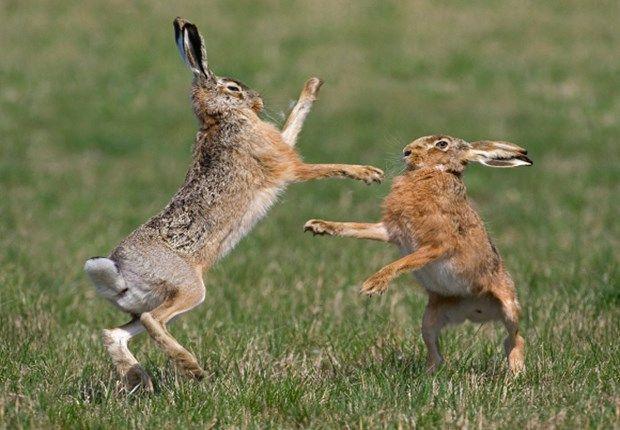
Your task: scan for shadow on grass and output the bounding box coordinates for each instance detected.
[71,361,216,402]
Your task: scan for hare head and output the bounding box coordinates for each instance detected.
[401,135,532,173]
[174,17,263,121]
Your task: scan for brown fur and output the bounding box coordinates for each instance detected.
[85,18,383,392]
[305,135,532,373]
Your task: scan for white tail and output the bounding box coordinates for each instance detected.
[84,257,126,300]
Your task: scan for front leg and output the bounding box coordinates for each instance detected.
[361,245,445,295]
[293,163,384,184]
[281,77,323,147]
[304,220,389,242]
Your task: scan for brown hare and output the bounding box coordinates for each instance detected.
[84,17,383,392]
[304,135,532,373]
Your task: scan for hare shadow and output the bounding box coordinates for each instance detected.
[71,360,219,402]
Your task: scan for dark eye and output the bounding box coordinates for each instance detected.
[403,149,412,156]
[227,85,240,92]
[435,140,448,149]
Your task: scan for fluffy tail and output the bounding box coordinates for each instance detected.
[84,257,127,300]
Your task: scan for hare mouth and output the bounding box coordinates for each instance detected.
[405,157,423,169]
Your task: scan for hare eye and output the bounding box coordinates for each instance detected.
[403,150,412,156]
[227,85,240,92]
[435,140,448,149]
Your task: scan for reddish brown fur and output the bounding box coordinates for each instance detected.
[305,134,531,373]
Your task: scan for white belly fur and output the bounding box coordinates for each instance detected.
[217,185,283,259]
[399,244,471,296]
[413,260,471,296]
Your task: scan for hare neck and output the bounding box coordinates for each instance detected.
[397,167,467,200]
[196,106,259,128]
[406,166,463,181]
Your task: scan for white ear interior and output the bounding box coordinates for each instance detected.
[175,28,198,74]
[470,148,532,168]
[477,157,532,168]
[175,31,186,62]
[182,28,203,76]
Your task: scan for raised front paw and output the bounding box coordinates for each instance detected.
[304,219,335,236]
[353,166,384,185]
[303,77,323,100]
[361,272,390,296]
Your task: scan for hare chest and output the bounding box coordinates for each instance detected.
[217,185,283,258]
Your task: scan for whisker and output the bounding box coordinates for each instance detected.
[261,107,286,127]
[368,126,408,178]
[377,136,408,179]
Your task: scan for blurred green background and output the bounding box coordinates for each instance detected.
[1,0,618,428]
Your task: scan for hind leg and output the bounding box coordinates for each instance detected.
[102,318,152,392]
[422,302,446,372]
[421,294,472,372]
[140,285,205,380]
[494,290,525,373]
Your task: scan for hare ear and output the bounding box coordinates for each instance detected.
[468,140,533,168]
[173,17,214,81]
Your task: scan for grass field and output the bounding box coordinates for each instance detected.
[1,0,619,428]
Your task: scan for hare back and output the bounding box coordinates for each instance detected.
[143,148,271,257]
[130,118,296,266]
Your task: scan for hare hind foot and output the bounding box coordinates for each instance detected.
[139,284,206,382]
[102,322,153,392]
[123,364,154,393]
[175,352,206,380]
[505,334,525,374]
[140,312,206,380]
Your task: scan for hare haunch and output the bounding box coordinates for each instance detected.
[305,135,532,373]
[84,17,383,392]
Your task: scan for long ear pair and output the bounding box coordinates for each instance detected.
[173,17,215,81]
[467,140,533,168]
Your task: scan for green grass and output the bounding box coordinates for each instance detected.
[1,0,619,428]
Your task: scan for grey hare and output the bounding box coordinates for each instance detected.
[85,17,383,392]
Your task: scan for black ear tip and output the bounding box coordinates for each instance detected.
[173,17,190,40]
[518,155,533,165]
[173,17,196,34]
[173,21,181,38]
